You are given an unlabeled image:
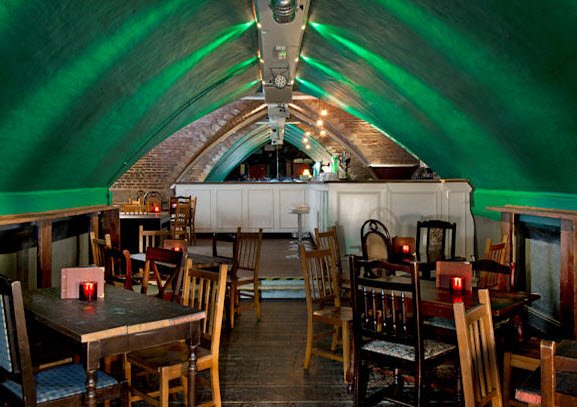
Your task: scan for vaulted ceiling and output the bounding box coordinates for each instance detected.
[2,0,577,218]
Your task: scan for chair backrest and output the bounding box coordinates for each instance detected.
[121,202,146,214]
[142,247,185,301]
[541,339,577,407]
[453,289,503,407]
[484,235,508,264]
[0,275,36,404]
[415,220,456,263]
[315,226,342,276]
[171,203,191,241]
[138,225,169,253]
[475,259,515,292]
[435,260,473,291]
[163,239,188,253]
[144,190,163,213]
[90,231,111,267]
[348,256,423,378]
[104,247,134,290]
[233,228,263,281]
[360,219,392,261]
[300,246,341,309]
[181,259,228,354]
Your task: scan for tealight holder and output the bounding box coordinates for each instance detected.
[451,276,463,293]
[79,281,97,302]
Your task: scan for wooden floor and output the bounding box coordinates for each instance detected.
[201,299,353,406]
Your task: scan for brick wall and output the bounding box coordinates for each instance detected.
[111,98,418,203]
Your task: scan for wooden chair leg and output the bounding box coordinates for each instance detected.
[304,316,314,369]
[123,356,133,405]
[211,362,221,407]
[342,322,350,384]
[159,369,170,407]
[254,283,261,321]
[503,351,513,407]
[229,283,237,329]
[331,326,340,352]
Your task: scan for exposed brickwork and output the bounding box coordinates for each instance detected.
[111,97,418,203]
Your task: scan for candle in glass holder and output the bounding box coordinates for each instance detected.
[79,281,97,302]
[451,277,463,293]
[401,244,410,254]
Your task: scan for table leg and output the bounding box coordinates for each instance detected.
[187,337,199,406]
[85,369,97,407]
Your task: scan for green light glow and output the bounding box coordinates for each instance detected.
[0,0,194,169]
[79,24,255,166]
[374,0,562,124]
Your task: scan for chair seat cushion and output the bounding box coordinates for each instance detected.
[0,363,117,404]
[362,339,455,361]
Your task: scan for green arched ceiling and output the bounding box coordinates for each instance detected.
[2,0,577,218]
[205,124,331,181]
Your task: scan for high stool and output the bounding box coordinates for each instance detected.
[290,204,310,250]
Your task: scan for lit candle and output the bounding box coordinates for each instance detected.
[401,244,410,254]
[173,246,181,251]
[80,281,97,302]
[154,206,160,213]
[452,277,463,292]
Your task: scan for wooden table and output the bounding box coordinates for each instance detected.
[417,279,541,321]
[23,285,205,407]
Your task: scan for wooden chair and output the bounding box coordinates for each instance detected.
[141,246,185,302]
[300,246,352,383]
[227,228,263,329]
[484,235,509,264]
[360,219,393,264]
[125,261,228,407]
[453,289,503,407]
[104,246,135,290]
[415,219,457,280]
[171,203,191,244]
[138,225,169,253]
[503,337,541,407]
[189,196,197,245]
[90,231,111,267]
[315,225,349,303]
[349,256,457,406]
[121,202,146,214]
[476,258,515,292]
[0,275,125,406]
[144,190,163,213]
[541,339,577,407]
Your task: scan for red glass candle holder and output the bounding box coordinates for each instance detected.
[451,276,463,293]
[401,244,410,254]
[79,281,97,302]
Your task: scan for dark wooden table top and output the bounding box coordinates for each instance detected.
[23,285,205,343]
[372,276,540,320]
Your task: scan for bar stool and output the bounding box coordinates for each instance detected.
[290,204,310,249]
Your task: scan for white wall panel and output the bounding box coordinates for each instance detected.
[247,189,275,230]
[215,189,242,230]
